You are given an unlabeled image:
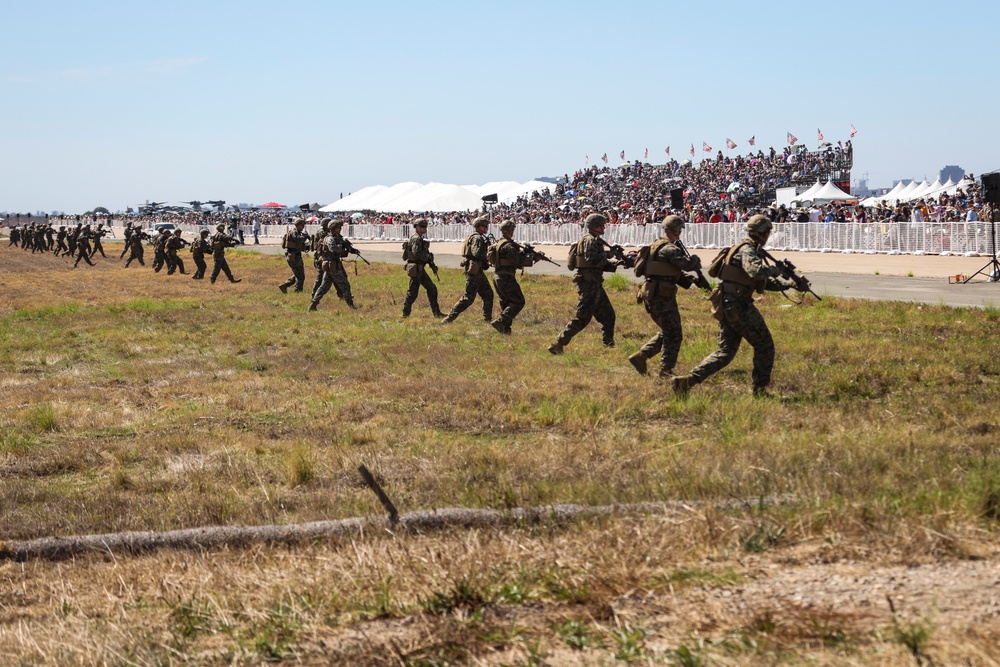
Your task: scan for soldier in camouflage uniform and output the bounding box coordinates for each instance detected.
[278,218,311,293]
[66,224,81,258]
[151,228,170,272]
[190,229,211,278]
[165,229,189,275]
[54,226,68,255]
[90,223,109,258]
[442,216,494,324]
[309,219,358,311]
[401,218,443,318]
[210,223,241,284]
[6,225,20,247]
[672,215,797,396]
[549,213,624,354]
[124,228,149,267]
[310,218,332,300]
[73,225,96,267]
[490,219,533,335]
[119,223,134,259]
[628,215,703,377]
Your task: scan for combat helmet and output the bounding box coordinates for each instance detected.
[662,215,685,233]
[216,223,226,232]
[746,214,773,238]
[472,216,489,229]
[499,220,516,232]
[585,213,608,229]
[292,217,306,227]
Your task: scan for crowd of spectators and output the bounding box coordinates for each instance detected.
[8,140,990,230]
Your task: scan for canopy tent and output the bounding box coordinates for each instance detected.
[319,185,389,212]
[259,201,286,208]
[803,181,854,203]
[904,180,932,201]
[321,180,555,213]
[792,180,824,202]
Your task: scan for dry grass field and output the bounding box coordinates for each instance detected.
[1,241,1000,665]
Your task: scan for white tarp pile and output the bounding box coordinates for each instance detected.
[321,180,555,213]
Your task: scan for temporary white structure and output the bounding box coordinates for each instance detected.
[793,180,823,202]
[800,181,853,203]
[322,180,555,213]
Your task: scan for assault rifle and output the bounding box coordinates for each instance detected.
[600,239,636,269]
[343,239,371,266]
[676,239,712,291]
[519,242,561,267]
[761,249,821,301]
[428,253,440,281]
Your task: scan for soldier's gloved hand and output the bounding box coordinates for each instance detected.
[779,277,797,290]
[690,255,702,270]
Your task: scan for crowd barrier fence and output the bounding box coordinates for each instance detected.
[158,221,996,257]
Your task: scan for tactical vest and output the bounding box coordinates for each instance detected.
[495,238,518,268]
[642,238,683,278]
[717,240,756,287]
[572,235,602,269]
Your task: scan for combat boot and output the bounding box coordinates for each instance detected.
[628,352,648,376]
[441,313,457,324]
[346,299,359,310]
[548,342,564,355]
[671,374,696,396]
[308,302,318,311]
[230,278,242,283]
[432,309,445,319]
[279,284,288,294]
[752,385,772,398]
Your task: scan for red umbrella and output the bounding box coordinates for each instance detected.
[259,201,286,208]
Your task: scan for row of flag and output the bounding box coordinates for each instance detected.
[585,125,858,165]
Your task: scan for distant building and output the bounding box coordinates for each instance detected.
[939,165,964,183]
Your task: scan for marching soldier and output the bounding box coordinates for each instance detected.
[124,227,149,267]
[73,225,96,267]
[628,215,704,377]
[278,218,311,293]
[190,229,211,279]
[489,219,533,335]
[310,218,332,300]
[210,223,241,284]
[672,215,797,397]
[165,228,189,275]
[54,226,69,256]
[442,216,494,324]
[309,219,358,311]
[401,218,443,318]
[151,228,170,272]
[549,213,626,354]
[90,223,109,258]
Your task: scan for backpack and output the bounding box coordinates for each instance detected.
[401,240,413,262]
[706,246,732,278]
[486,240,500,267]
[566,239,580,271]
[633,244,653,277]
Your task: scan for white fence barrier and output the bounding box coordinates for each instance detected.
[164,221,995,256]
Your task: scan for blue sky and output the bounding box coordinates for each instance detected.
[4,0,999,213]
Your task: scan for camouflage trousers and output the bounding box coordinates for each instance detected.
[210,255,236,282]
[492,272,524,329]
[638,294,683,375]
[166,253,186,275]
[152,249,167,272]
[447,271,494,321]
[688,295,775,389]
[74,244,95,267]
[313,266,354,306]
[556,278,615,347]
[280,252,306,290]
[124,246,145,267]
[191,254,207,278]
[402,267,440,316]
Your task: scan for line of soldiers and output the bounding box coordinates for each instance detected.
[119,222,241,283]
[6,222,112,267]
[404,211,812,396]
[275,217,360,310]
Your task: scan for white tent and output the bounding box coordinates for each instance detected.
[396,183,484,212]
[793,180,823,202]
[319,185,388,212]
[903,180,932,201]
[363,182,425,211]
[869,180,910,206]
[892,180,921,202]
[805,181,854,202]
